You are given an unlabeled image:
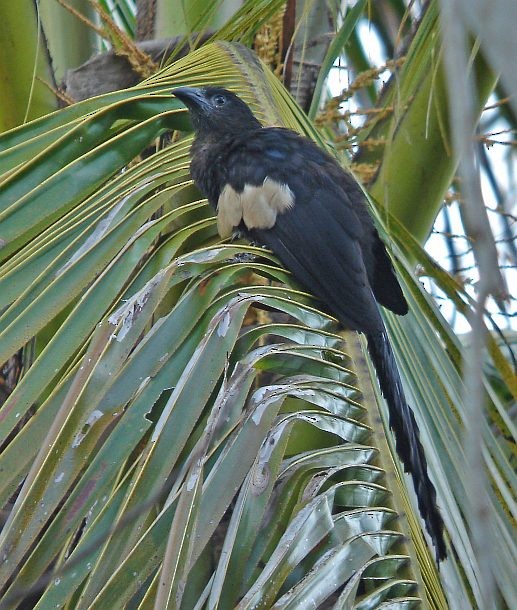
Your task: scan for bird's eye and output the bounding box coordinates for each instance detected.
[213,94,226,107]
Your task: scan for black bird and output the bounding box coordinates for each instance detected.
[173,86,446,561]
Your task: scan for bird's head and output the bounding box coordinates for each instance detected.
[172,86,262,136]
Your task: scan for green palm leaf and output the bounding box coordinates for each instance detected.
[0,18,513,610]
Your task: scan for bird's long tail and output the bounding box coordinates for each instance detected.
[367,329,446,561]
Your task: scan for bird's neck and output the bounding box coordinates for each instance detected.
[195,119,261,140]
[189,131,230,203]
[190,130,232,165]
[190,125,260,202]
[191,125,258,165]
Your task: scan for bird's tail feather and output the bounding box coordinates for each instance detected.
[367,330,446,561]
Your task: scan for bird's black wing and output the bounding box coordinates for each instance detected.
[304,148,408,316]
[222,128,385,334]
[367,233,408,315]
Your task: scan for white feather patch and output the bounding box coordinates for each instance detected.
[217,178,294,238]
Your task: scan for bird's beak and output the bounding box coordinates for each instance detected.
[172,87,209,111]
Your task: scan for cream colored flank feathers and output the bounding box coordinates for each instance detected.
[217,177,294,238]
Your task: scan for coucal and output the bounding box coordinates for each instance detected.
[173,86,446,561]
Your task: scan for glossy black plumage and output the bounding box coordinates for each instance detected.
[173,86,446,561]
